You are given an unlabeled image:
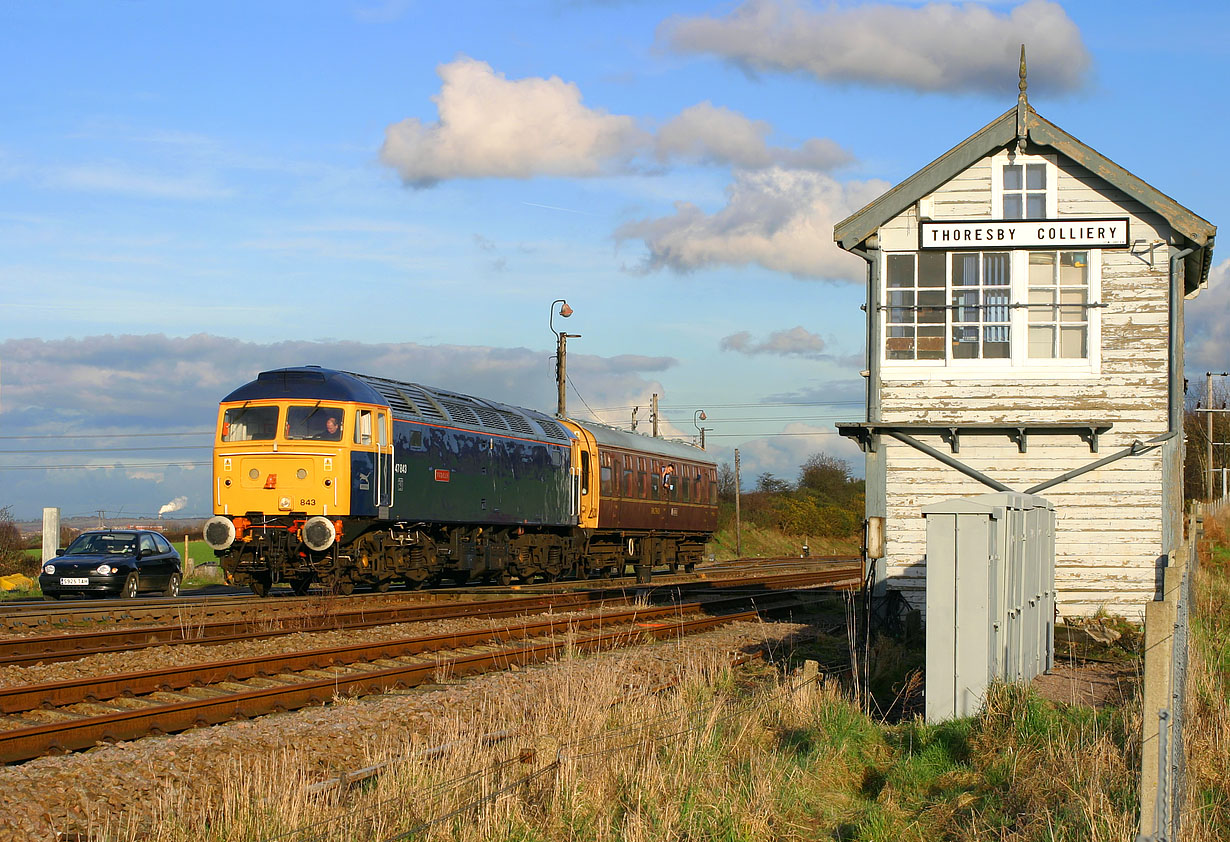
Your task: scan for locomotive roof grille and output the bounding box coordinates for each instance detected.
[440,400,481,427]
[341,370,558,441]
[474,406,509,430]
[535,420,570,441]
[500,411,535,436]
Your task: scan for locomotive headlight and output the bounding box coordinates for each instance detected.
[96,564,114,576]
[301,516,336,552]
[203,515,237,551]
[43,564,54,575]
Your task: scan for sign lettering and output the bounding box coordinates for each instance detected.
[919,218,1129,249]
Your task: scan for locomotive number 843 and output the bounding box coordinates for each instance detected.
[203,367,717,595]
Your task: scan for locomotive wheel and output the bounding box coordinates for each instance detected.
[250,578,271,598]
[684,562,696,574]
[337,580,355,596]
[291,577,313,596]
[498,570,513,586]
[374,578,392,593]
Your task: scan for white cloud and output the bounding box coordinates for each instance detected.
[660,0,1090,95]
[721,326,828,358]
[380,58,850,186]
[1186,258,1230,373]
[655,102,851,170]
[380,57,649,186]
[616,167,888,281]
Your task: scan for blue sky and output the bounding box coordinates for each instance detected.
[1,0,1227,522]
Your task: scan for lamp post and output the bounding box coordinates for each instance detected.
[693,409,709,450]
[550,299,580,418]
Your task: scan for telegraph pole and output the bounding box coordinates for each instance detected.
[651,393,659,437]
[549,299,579,419]
[734,448,742,558]
[1209,372,1215,502]
[1203,372,1230,502]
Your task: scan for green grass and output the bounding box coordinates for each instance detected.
[709,521,861,561]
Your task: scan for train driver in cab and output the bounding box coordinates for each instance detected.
[322,414,342,441]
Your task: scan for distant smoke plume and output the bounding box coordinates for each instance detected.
[158,496,188,518]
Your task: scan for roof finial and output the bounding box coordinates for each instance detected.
[1018,43,1028,104]
[1015,43,1029,153]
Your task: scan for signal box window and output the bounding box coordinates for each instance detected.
[1029,251,1090,359]
[1002,163,1047,219]
[287,406,344,441]
[887,252,945,360]
[222,406,278,441]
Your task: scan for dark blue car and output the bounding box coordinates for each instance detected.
[39,530,182,600]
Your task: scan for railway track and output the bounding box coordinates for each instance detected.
[0,556,857,631]
[0,565,861,667]
[0,588,833,763]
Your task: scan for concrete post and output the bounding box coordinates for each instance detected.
[1139,579,1177,836]
[41,508,61,563]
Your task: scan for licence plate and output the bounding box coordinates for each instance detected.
[59,577,89,586]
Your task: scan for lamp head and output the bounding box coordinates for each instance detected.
[559,302,573,318]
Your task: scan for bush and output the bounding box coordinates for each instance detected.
[0,506,37,577]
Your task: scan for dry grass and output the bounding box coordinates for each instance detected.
[1184,507,1230,842]
[45,640,1143,842]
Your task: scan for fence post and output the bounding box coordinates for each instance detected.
[1139,591,1174,836]
[41,508,60,564]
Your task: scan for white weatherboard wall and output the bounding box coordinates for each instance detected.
[877,152,1172,619]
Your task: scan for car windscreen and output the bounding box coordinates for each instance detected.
[65,533,137,555]
[286,405,344,441]
[222,405,278,441]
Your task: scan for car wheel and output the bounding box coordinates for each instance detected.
[122,573,139,599]
[163,573,181,597]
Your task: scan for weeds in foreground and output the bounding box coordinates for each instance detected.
[1185,508,1230,842]
[35,645,1137,842]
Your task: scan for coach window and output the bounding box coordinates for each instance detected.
[651,472,660,500]
[600,463,613,495]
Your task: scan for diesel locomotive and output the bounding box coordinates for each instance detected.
[202,366,717,595]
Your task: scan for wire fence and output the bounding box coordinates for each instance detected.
[1136,502,1224,842]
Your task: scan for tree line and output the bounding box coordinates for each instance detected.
[717,453,865,539]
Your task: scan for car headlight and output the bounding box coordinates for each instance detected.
[43,564,55,575]
[96,564,114,576]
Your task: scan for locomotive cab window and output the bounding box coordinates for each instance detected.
[222,405,278,442]
[580,451,591,495]
[286,406,345,441]
[355,410,373,446]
